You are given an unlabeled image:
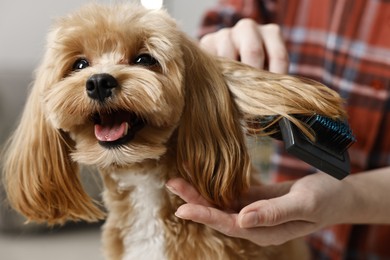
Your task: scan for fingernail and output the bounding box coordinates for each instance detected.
[174,208,187,219]
[240,212,258,228]
[174,210,183,218]
[165,184,178,195]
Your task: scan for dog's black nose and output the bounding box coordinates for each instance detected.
[86,73,118,102]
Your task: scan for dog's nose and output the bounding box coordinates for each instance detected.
[86,73,118,102]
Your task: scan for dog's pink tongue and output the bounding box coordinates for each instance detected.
[94,122,128,142]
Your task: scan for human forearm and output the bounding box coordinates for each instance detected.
[342,167,390,224]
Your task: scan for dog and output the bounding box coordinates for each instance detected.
[2,3,346,259]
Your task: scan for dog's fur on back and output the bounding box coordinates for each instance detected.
[2,3,346,259]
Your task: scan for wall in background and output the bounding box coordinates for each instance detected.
[0,0,216,70]
[165,0,215,37]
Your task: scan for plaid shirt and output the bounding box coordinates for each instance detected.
[199,0,390,259]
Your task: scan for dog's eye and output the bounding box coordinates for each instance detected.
[72,58,90,71]
[133,54,158,66]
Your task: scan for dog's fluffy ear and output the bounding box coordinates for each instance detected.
[176,36,251,208]
[176,36,346,208]
[219,58,346,139]
[2,61,104,225]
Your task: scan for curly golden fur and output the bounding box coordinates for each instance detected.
[2,3,346,259]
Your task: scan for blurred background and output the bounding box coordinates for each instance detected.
[0,0,217,259]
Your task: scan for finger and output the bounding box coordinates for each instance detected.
[238,181,294,208]
[200,29,238,60]
[238,193,305,228]
[199,33,218,56]
[176,204,316,247]
[231,19,265,69]
[214,29,239,60]
[258,24,289,73]
[175,203,241,237]
[166,178,212,207]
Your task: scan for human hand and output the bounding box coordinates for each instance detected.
[166,173,353,246]
[200,19,289,73]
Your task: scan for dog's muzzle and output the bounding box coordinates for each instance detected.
[86,73,118,102]
[86,73,145,147]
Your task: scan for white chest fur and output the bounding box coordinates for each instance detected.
[110,168,167,260]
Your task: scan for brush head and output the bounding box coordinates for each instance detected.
[304,114,356,155]
[254,114,356,180]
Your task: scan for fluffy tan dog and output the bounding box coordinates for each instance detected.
[3,3,346,259]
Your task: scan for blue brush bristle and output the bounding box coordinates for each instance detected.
[305,114,356,155]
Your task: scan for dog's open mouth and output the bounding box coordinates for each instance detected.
[92,110,145,148]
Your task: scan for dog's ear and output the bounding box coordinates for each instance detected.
[2,62,104,225]
[176,36,346,208]
[219,58,346,138]
[176,36,251,208]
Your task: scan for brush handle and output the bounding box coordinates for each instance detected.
[279,118,350,180]
[252,115,352,179]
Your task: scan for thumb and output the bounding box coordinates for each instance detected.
[238,193,304,228]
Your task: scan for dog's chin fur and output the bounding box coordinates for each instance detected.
[3,3,347,259]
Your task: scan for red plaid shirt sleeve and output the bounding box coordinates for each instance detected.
[199,1,390,259]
